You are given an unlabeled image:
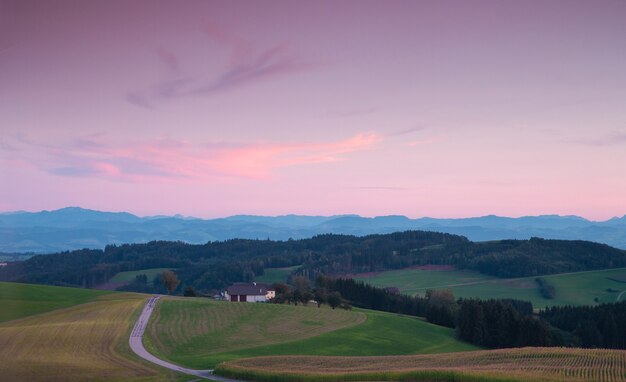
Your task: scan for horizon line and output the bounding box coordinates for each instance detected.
[1,206,624,223]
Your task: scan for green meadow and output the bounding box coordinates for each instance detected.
[145,298,478,369]
[356,267,626,308]
[254,265,300,284]
[0,281,112,322]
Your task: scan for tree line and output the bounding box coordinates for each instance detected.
[1,232,624,295]
[540,302,626,349]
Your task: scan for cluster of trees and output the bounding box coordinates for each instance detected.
[117,270,181,294]
[535,277,556,299]
[315,276,428,316]
[457,299,553,347]
[272,276,348,309]
[1,232,624,295]
[540,302,626,349]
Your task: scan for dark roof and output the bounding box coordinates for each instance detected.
[227,282,273,296]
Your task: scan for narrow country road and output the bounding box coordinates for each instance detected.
[129,295,241,382]
[617,290,625,302]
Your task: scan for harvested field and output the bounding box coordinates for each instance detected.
[216,347,626,382]
[0,292,172,382]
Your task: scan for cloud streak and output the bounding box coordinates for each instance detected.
[128,23,315,108]
[389,126,425,136]
[2,133,380,182]
[569,131,626,147]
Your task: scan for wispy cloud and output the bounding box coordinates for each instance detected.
[348,186,410,191]
[2,133,380,182]
[327,107,378,118]
[127,22,315,108]
[569,131,626,146]
[389,126,425,137]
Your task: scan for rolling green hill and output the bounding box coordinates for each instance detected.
[0,281,113,322]
[356,267,626,308]
[144,297,479,369]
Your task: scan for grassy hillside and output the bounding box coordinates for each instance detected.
[254,265,300,284]
[216,347,626,382]
[145,298,478,369]
[0,281,112,322]
[356,267,626,308]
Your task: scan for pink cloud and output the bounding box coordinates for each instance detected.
[127,22,315,108]
[2,133,380,182]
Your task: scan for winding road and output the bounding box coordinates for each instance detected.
[129,296,240,381]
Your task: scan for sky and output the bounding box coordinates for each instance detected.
[1,0,625,220]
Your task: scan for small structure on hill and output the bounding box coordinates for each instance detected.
[225,282,275,302]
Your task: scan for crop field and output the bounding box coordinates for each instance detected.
[0,291,174,381]
[215,347,626,382]
[145,299,478,368]
[0,282,184,381]
[356,267,626,308]
[109,267,172,283]
[0,281,112,322]
[254,265,300,284]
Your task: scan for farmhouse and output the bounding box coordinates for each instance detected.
[225,282,275,302]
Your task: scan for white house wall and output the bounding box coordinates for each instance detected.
[248,295,267,303]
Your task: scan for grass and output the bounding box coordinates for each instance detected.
[356,267,626,308]
[215,347,626,382]
[254,265,300,284]
[145,298,478,369]
[0,281,113,322]
[109,268,172,283]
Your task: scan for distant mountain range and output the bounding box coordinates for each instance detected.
[0,207,625,253]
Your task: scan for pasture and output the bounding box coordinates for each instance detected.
[254,265,300,284]
[216,347,626,382]
[145,298,478,368]
[356,267,626,308]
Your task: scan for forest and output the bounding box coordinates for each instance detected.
[1,231,625,293]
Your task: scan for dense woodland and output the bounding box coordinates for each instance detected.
[540,302,626,349]
[1,231,625,293]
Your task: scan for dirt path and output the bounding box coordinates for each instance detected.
[617,290,626,302]
[129,296,240,382]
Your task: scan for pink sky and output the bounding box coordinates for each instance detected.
[1,0,625,220]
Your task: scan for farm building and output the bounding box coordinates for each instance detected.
[225,282,275,302]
